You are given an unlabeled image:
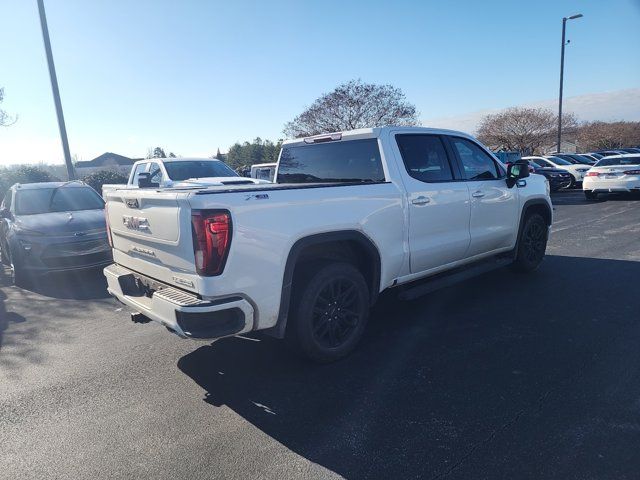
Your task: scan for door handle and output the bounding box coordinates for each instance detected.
[471,191,485,198]
[412,196,430,205]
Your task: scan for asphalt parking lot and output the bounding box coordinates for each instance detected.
[1,190,639,480]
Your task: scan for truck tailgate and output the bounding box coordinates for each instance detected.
[107,189,199,291]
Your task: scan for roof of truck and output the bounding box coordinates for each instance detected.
[283,126,476,147]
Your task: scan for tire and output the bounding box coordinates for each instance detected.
[512,213,548,273]
[287,262,370,363]
[567,176,575,189]
[584,191,599,201]
[8,248,31,288]
[0,240,9,266]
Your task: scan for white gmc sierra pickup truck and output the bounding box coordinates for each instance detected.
[104,127,552,362]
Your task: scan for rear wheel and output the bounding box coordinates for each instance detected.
[512,213,548,273]
[584,191,599,201]
[0,239,9,266]
[287,262,369,363]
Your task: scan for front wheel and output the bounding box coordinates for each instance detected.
[584,191,599,201]
[287,262,369,363]
[512,213,548,273]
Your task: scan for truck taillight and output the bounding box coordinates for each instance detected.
[623,170,640,175]
[585,172,600,177]
[191,210,232,276]
[105,202,113,247]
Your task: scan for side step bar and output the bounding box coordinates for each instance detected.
[398,256,513,301]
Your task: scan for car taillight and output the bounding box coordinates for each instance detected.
[191,210,231,276]
[586,172,600,177]
[623,170,640,175]
[105,202,113,247]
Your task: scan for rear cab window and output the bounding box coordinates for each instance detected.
[277,139,385,184]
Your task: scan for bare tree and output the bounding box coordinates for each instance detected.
[0,88,17,126]
[477,107,577,154]
[576,121,640,151]
[283,79,419,138]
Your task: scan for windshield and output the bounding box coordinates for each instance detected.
[15,187,105,215]
[594,156,640,167]
[546,156,573,166]
[163,161,238,181]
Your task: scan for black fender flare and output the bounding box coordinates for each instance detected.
[265,230,381,339]
[515,198,552,248]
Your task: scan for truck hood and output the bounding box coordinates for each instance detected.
[15,209,106,236]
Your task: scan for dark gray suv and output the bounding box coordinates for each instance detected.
[0,181,112,287]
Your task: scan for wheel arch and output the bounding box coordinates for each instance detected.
[516,198,552,246]
[264,230,381,339]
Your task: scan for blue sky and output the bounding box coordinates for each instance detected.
[1,0,639,165]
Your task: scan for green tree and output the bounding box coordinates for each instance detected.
[225,138,282,170]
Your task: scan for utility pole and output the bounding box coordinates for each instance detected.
[557,13,583,153]
[37,0,75,180]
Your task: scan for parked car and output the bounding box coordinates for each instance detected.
[619,148,640,154]
[250,162,277,182]
[583,154,640,200]
[103,127,552,362]
[586,152,604,160]
[522,156,590,188]
[580,153,602,162]
[525,159,573,191]
[0,182,112,287]
[102,157,267,197]
[595,150,627,157]
[551,153,595,165]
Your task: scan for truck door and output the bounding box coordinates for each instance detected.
[447,136,519,257]
[393,133,471,273]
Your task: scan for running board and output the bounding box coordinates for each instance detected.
[398,256,513,301]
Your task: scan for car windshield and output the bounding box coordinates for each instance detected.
[546,156,573,165]
[15,186,105,215]
[594,156,640,167]
[163,161,238,181]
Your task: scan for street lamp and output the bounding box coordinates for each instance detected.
[37,0,75,180]
[557,13,583,152]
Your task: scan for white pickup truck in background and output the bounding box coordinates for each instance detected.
[101,157,267,197]
[103,127,552,362]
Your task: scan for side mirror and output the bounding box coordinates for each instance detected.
[137,172,158,188]
[506,160,530,188]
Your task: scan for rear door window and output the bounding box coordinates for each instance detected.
[277,139,384,184]
[395,134,455,182]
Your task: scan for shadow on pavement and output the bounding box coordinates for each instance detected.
[552,190,639,206]
[178,255,640,479]
[0,267,27,352]
[22,267,110,300]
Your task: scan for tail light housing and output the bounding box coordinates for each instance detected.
[623,170,640,175]
[191,210,232,276]
[104,202,113,247]
[586,172,600,177]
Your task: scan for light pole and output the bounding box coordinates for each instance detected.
[557,13,583,153]
[37,0,75,180]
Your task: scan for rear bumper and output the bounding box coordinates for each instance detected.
[104,263,254,339]
[583,178,640,193]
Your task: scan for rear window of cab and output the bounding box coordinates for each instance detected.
[277,139,385,184]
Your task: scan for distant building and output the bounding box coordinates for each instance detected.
[75,152,140,175]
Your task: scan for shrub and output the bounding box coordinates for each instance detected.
[0,165,55,202]
[81,170,128,196]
